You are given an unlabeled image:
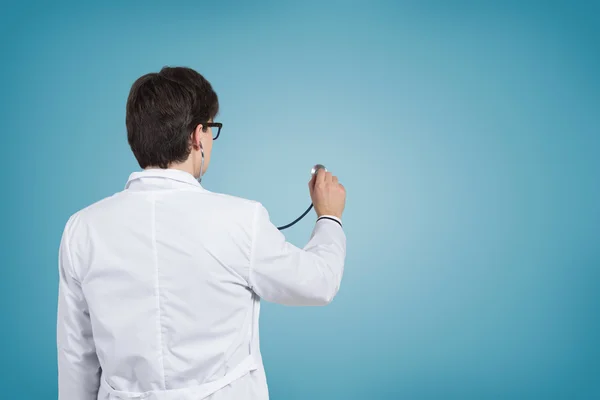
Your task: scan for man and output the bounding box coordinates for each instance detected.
[57,66,347,399]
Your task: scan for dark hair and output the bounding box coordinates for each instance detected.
[126,66,219,169]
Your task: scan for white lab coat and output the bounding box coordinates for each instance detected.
[57,168,346,400]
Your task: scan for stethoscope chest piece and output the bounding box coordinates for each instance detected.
[311,164,326,176]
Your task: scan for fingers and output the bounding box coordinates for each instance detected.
[312,168,341,188]
[316,168,327,185]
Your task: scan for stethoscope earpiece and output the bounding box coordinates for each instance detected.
[197,141,205,184]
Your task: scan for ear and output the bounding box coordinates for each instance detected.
[191,124,204,150]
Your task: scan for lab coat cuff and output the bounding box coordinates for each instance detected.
[317,215,343,228]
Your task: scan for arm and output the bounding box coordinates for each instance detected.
[57,218,101,399]
[248,203,346,306]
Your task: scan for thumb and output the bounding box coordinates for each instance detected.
[308,174,316,194]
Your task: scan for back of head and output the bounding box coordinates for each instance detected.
[126,66,219,169]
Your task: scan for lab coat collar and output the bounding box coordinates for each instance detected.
[125,168,203,189]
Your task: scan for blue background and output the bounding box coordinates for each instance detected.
[1,1,598,398]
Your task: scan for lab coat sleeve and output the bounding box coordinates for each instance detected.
[248,202,346,306]
[57,220,101,399]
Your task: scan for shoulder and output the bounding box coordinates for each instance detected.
[62,189,269,240]
[194,189,266,225]
[61,192,125,240]
[198,189,260,209]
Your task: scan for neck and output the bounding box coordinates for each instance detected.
[167,163,195,176]
[146,159,196,178]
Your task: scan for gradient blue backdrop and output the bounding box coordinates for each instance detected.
[1,1,598,399]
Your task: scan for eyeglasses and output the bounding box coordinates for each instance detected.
[202,122,222,140]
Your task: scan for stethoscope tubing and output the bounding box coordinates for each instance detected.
[276,164,326,231]
[277,203,314,230]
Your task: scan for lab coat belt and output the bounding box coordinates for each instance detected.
[100,355,258,399]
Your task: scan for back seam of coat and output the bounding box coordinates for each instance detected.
[151,193,168,389]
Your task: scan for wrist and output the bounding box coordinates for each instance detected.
[317,213,342,220]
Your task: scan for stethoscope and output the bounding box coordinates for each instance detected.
[276,164,327,230]
[199,142,326,231]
